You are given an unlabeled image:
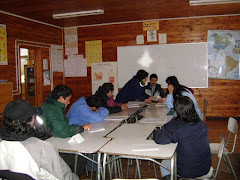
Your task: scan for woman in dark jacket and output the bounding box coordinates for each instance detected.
[154,96,211,180]
[116,69,152,103]
[95,83,127,114]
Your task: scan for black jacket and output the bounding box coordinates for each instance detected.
[154,118,211,178]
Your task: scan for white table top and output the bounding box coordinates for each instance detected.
[81,121,120,138]
[106,123,156,139]
[46,136,111,154]
[99,138,178,159]
[137,115,173,126]
[143,105,170,116]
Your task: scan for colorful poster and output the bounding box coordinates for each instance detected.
[208,30,240,79]
[64,27,78,55]
[91,62,118,96]
[0,24,8,65]
[85,40,102,67]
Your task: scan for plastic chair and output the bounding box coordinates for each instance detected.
[180,136,225,180]
[209,117,238,180]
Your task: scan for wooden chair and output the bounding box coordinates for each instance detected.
[209,117,238,180]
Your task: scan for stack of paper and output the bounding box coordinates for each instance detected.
[132,144,160,152]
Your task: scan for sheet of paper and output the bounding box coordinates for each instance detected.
[51,45,63,72]
[89,127,105,133]
[132,144,159,152]
[85,40,102,67]
[64,27,78,55]
[68,133,84,144]
[64,54,87,77]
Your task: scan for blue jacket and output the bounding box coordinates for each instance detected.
[116,77,149,103]
[165,89,201,117]
[67,97,109,126]
[154,118,211,178]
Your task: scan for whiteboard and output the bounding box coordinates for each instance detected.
[117,42,208,88]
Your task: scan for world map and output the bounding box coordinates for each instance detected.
[208,30,240,79]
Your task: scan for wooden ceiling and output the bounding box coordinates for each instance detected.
[0,0,240,28]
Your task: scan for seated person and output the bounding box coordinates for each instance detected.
[145,73,165,98]
[116,69,152,103]
[41,85,92,138]
[165,76,201,117]
[0,99,79,180]
[154,96,211,180]
[67,95,109,126]
[166,75,194,94]
[95,82,128,114]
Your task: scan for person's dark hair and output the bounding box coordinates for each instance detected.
[150,74,158,80]
[51,85,72,100]
[2,116,34,136]
[166,76,179,85]
[101,83,114,94]
[134,69,148,81]
[174,96,200,124]
[86,95,103,108]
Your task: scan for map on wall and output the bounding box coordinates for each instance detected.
[91,62,118,96]
[208,30,240,79]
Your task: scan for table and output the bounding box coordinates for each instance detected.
[99,138,178,180]
[46,136,111,180]
[106,123,156,139]
[137,115,173,126]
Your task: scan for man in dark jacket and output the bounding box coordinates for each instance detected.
[145,73,165,98]
[154,96,211,180]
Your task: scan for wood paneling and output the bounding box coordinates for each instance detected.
[65,16,240,117]
[0,82,13,116]
[0,13,63,102]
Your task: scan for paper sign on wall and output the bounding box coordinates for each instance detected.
[143,21,159,31]
[64,27,78,55]
[0,24,8,65]
[85,40,102,67]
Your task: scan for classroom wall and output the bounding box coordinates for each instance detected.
[67,15,240,118]
[0,13,63,101]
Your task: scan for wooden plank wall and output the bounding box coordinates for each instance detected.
[0,13,63,100]
[65,15,240,118]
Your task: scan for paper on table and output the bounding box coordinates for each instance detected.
[132,144,160,152]
[104,116,128,121]
[68,133,84,144]
[89,127,105,133]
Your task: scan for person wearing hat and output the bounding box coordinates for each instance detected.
[0,99,79,180]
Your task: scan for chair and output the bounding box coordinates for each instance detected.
[180,136,225,180]
[209,117,238,180]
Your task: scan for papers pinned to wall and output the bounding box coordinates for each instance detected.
[0,24,8,65]
[51,45,63,72]
[136,35,144,45]
[143,21,159,31]
[85,40,102,67]
[64,54,87,77]
[64,27,78,55]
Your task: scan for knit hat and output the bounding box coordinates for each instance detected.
[3,99,36,122]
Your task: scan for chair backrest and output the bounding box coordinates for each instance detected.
[226,117,238,153]
[213,137,225,179]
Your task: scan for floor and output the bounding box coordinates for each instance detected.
[79,119,240,180]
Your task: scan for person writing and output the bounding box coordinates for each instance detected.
[116,69,152,103]
[95,83,128,114]
[0,99,79,180]
[154,96,211,180]
[67,95,109,126]
[41,85,92,138]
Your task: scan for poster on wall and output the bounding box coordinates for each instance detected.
[91,62,118,96]
[85,40,102,67]
[208,30,240,79]
[43,71,50,86]
[0,24,8,65]
[64,54,87,77]
[64,27,78,55]
[51,45,63,72]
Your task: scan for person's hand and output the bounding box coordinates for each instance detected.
[149,96,155,100]
[158,98,165,103]
[83,123,92,131]
[168,84,174,94]
[144,98,152,103]
[121,104,128,111]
